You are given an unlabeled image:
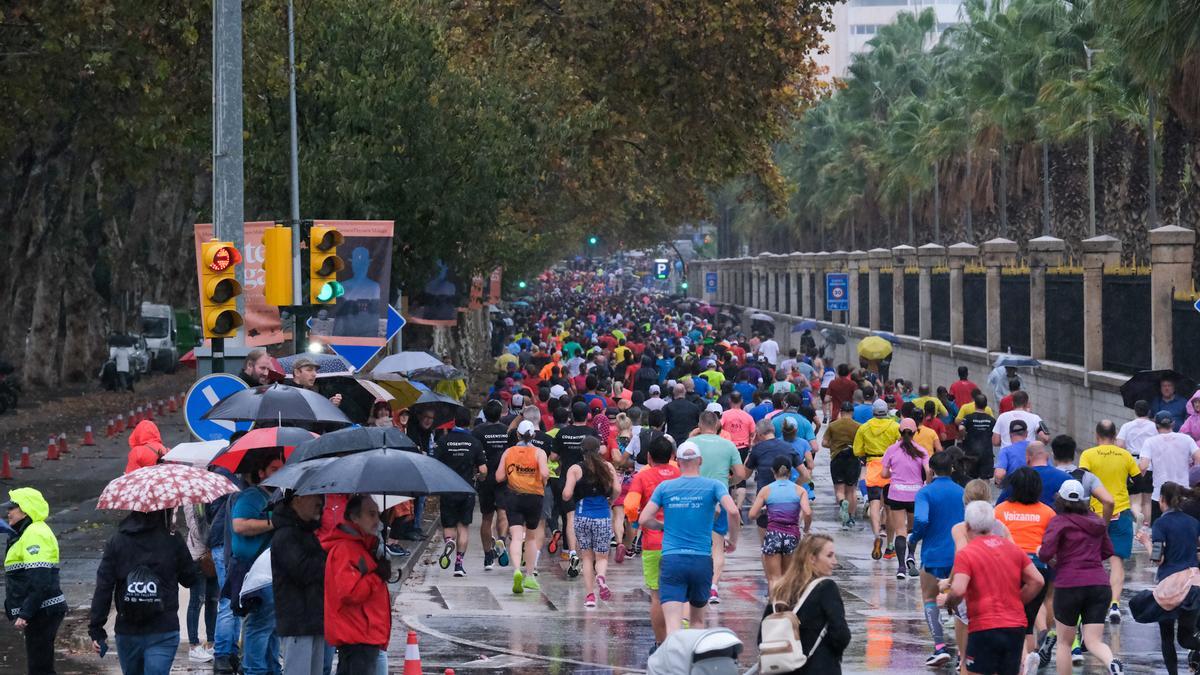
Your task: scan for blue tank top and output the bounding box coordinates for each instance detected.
[574,469,612,519]
[764,479,802,535]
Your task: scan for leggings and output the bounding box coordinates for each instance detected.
[1160,608,1200,675]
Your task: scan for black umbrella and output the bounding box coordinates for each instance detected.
[293,448,476,496]
[287,426,416,464]
[262,457,336,491]
[820,328,847,345]
[1119,370,1197,409]
[409,390,466,427]
[202,384,352,428]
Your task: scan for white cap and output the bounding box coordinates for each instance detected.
[517,420,537,436]
[511,394,524,408]
[649,384,661,396]
[705,402,724,414]
[677,441,702,461]
[549,385,567,399]
[1058,479,1087,502]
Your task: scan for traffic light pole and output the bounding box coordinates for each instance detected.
[293,220,312,353]
[212,337,225,374]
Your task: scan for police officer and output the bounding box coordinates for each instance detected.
[3,488,66,675]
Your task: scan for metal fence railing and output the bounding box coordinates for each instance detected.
[932,272,950,342]
[999,274,1031,355]
[879,272,894,332]
[1045,273,1084,365]
[858,272,870,327]
[1174,298,1200,383]
[1102,274,1151,374]
[963,273,987,348]
[904,273,919,336]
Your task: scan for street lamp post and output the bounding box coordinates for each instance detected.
[1085,45,1101,237]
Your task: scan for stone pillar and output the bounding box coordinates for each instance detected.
[917,243,946,340]
[759,253,774,311]
[800,253,815,318]
[948,243,979,345]
[867,248,890,330]
[981,238,1019,353]
[848,250,867,328]
[1081,236,1122,371]
[814,252,833,323]
[1150,226,1197,369]
[891,245,916,335]
[1027,236,1065,360]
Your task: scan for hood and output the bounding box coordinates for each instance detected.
[1060,511,1107,536]
[128,420,163,449]
[7,487,49,522]
[326,521,377,551]
[118,510,169,535]
[1189,390,1200,417]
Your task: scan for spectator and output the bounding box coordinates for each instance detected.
[3,488,66,675]
[271,492,327,675]
[324,496,392,674]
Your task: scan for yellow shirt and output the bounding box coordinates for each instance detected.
[913,427,941,454]
[954,401,994,423]
[1079,444,1141,516]
[853,417,900,461]
[912,396,948,418]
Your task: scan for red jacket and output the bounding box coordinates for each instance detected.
[124,421,166,474]
[323,522,390,648]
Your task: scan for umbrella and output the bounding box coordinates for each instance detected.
[307,377,393,426]
[262,457,337,490]
[372,351,463,382]
[511,301,531,308]
[208,427,317,473]
[240,549,273,611]
[162,440,228,467]
[178,349,197,369]
[201,384,352,428]
[697,304,717,318]
[820,328,847,345]
[872,331,903,345]
[1120,370,1197,409]
[409,390,467,427]
[792,320,818,333]
[288,426,416,464]
[294,448,476,496]
[994,354,1042,368]
[857,336,893,361]
[107,334,136,347]
[371,374,430,410]
[749,313,775,322]
[97,464,239,512]
[278,353,353,376]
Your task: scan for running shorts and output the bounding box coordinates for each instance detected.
[478,478,505,515]
[761,530,799,557]
[642,550,662,591]
[1128,470,1152,495]
[1053,584,1110,626]
[574,515,613,553]
[829,451,861,486]
[1108,510,1134,559]
[439,494,475,528]
[884,496,915,512]
[965,627,1023,675]
[506,493,543,530]
[923,565,953,580]
[659,553,713,607]
[867,484,890,503]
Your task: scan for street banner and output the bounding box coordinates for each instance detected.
[488,268,502,305]
[306,220,395,348]
[467,274,485,310]
[194,222,287,347]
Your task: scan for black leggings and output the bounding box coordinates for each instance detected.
[1160,609,1200,675]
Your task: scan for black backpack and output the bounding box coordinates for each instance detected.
[636,428,663,466]
[121,565,165,622]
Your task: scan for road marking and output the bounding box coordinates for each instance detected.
[201,385,235,432]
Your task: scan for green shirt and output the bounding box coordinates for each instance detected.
[691,434,743,486]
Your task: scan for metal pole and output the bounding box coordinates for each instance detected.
[1148,91,1159,228]
[212,0,244,372]
[933,163,941,243]
[1042,140,1052,236]
[287,0,303,308]
[1086,46,1097,237]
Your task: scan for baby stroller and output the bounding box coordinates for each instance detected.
[647,628,744,675]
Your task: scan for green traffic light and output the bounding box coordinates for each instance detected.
[588,236,598,245]
[518,280,527,289]
[316,280,345,303]
[681,282,689,289]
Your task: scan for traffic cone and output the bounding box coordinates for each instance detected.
[168,396,178,413]
[46,436,59,461]
[106,418,115,438]
[57,433,68,455]
[83,425,96,446]
[133,406,142,424]
[1,452,12,480]
[115,413,125,433]
[144,402,154,421]
[18,446,31,469]
[156,399,165,416]
[402,631,422,675]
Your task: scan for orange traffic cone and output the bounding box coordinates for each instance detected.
[106,418,115,438]
[156,399,164,416]
[168,396,178,413]
[18,446,31,469]
[46,436,59,461]
[57,433,68,455]
[144,402,155,421]
[1,452,12,480]
[403,631,422,675]
[134,406,143,424]
[83,425,96,446]
[115,413,125,433]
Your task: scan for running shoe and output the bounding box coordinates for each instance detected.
[1188,649,1199,673]
[567,551,581,578]
[1071,646,1083,666]
[597,575,613,601]
[923,648,951,667]
[438,538,456,570]
[610,535,618,549]
[512,570,525,594]
[495,539,510,567]
[632,533,642,555]
[871,536,883,560]
[1108,659,1124,674]
[188,645,214,663]
[1107,603,1121,624]
[522,574,540,592]
[547,529,561,555]
[484,550,496,571]
[614,543,626,564]
[708,587,720,605]
[453,559,466,577]
[905,557,919,578]
[1037,631,1056,668]
[883,547,896,560]
[1024,652,1040,675]
[895,569,906,580]
[584,592,597,608]
[385,543,409,558]
[838,499,850,527]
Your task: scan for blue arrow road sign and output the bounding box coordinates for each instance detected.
[321,304,407,372]
[185,373,252,441]
[1194,298,1200,314]
[826,273,849,312]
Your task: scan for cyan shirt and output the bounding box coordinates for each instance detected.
[650,476,729,556]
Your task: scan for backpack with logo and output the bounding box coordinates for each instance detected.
[121,565,165,622]
[758,577,828,673]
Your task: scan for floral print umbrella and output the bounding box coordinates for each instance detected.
[97,464,240,512]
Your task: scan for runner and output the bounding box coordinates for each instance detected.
[909,451,964,667]
[853,399,900,560]
[747,456,811,585]
[562,436,621,608]
[1078,420,1140,625]
[472,400,512,570]
[992,467,1055,675]
[825,401,862,530]
[496,421,550,594]
[959,393,997,480]
[432,408,487,577]
[1116,400,1157,529]
[1137,410,1200,523]
[637,441,740,635]
[690,410,747,604]
[1147,481,1200,675]
[552,402,601,578]
[880,417,928,579]
[624,435,681,648]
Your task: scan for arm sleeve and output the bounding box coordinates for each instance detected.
[328,548,383,608]
[176,536,200,589]
[820,582,852,654]
[1038,519,1060,564]
[910,490,930,545]
[88,539,118,641]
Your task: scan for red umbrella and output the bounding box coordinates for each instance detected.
[208,426,317,473]
[179,349,197,369]
[266,357,287,384]
[98,464,239,512]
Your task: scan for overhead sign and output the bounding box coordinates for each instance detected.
[826,273,850,312]
[316,304,406,371]
[185,373,252,441]
[705,272,718,293]
[653,259,670,280]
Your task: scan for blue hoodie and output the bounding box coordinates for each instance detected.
[909,476,965,569]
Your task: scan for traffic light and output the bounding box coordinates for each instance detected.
[263,224,294,306]
[199,240,244,338]
[308,224,345,304]
[588,236,598,246]
[681,281,689,290]
[517,280,527,289]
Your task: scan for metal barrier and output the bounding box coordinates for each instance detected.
[858,272,870,328]
[1000,274,1031,355]
[1173,298,1200,383]
[963,273,987,348]
[1102,274,1151,373]
[904,273,919,336]
[880,272,894,332]
[932,272,950,342]
[1045,273,1084,365]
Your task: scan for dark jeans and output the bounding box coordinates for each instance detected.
[335,645,378,675]
[187,574,218,644]
[115,631,179,675]
[25,607,65,675]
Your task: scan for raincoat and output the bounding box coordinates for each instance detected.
[3,487,65,621]
[124,420,167,474]
[323,522,390,649]
[1179,391,1200,443]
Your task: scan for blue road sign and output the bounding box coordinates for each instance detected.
[185,373,252,441]
[705,272,718,293]
[1194,298,1200,314]
[324,304,407,371]
[653,259,670,280]
[826,273,850,312]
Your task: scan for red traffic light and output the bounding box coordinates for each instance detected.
[206,245,242,272]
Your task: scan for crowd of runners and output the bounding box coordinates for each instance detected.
[432,267,1200,674]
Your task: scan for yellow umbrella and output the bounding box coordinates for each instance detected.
[370,373,427,409]
[857,336,893,361]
